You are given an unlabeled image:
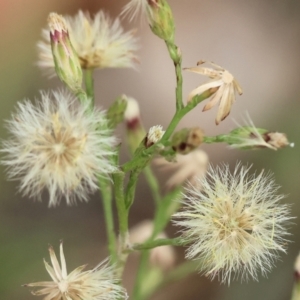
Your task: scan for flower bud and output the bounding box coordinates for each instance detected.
[294,252,300,281]
[124,96,146,153]
[148,0,175,43]
[171,127,204,154]
[48,13,83,93]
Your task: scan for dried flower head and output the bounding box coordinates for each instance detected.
[1,90,116,206]
[38,10,139,75]
[24,241,127,299]
[173,164,292,283]
[185,61,242,125]
[129,220,176,271]
[155,149,208,188]
[229,115,292,150]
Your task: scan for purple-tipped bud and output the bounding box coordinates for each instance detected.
[48,13,82,93]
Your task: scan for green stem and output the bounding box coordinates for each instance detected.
[125,170,139,209]
[203,134,228,144]
[112,170,129,277]
[121,88,215,173]
[113,171,128,237]
[84,68,95,107]
[143,166,161,205]
[132,237,183,251]
[132,250,150,300]
[161,88,216,142]
[165,42,183,111]
[98,177,117,264]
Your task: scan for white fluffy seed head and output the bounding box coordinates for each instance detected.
[2,90,117,206]
[173,163,292,283]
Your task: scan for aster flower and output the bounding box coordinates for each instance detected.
[37,10,139,75]
[173,164,292,283]
[185,61,243,125]
[24,241,128,300]
[155,149,208,188]
[1,90,116,206]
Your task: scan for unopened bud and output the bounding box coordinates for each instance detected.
[148,0,175,43]
[171,127,204,154]
[48,13,82,93]
[295,252,300,281]
[124,96,146,153]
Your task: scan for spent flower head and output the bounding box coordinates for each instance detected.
[229,115,292,150]
[185,60,243,125]
[173,163,292,283]
[1,90,116,206]
[38,10,139,75]
[24,241,127,300]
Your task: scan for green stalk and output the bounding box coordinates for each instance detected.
[132,237,183,251]
[98,177,117,264]
[203,134,228,144]
[132,250,151,300]
[112,170,129,277]
[166,42,183,111]
[161,88,216,142]
[143,166,161,205]
[113,171,128,237]
[84,68,95,107]
[125,169,139,209]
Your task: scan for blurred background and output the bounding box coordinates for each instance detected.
[0,0,300,299]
